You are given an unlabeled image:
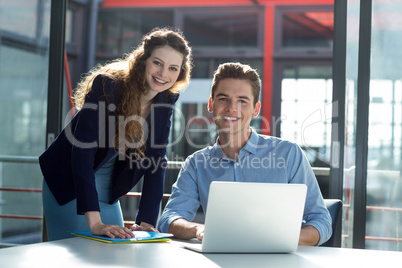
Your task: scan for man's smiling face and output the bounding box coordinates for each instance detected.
[208,78,260,137]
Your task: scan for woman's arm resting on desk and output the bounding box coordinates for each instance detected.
[85,211,134,239]
[299,225,320,246]
[168,218,205,240]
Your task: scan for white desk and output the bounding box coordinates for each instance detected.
[0,238,401,268]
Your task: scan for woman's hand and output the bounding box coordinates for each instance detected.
[130,222,159,233]
[85,211,134,239]
[90,222,134,239]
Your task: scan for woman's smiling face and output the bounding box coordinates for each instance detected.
[145,45,183,94]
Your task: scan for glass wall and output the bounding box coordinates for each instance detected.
[281,11,333,50]
[182,10,260,50]
[343,0,402,251]
[273,5,334,168]
[97,9,174,61]
[342,0,360,248]
[4,1,401,251]
[0,0,51,244]
[96,7,264,164]
[96,6,264,221]
[280,64,333,167]
[365,0,402,251]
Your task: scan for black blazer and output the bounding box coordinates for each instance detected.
[39,75,179,226]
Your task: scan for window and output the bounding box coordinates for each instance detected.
[183,12,259,48]
[0,0,39,39]
[97,9,174,60]
[272,5,334,167]
[365,0,402,250]
[179,7,263,58]
[274,5,333,58]
[0,0,51,245]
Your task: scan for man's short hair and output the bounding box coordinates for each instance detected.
[210,62,261,105]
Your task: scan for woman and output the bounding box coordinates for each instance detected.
[40,27,192,241]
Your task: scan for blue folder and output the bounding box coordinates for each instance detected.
[70,230,173,243]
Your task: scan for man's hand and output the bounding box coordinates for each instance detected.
[168,218,205,240]
[195,226,204,240]
[299,225,320,246]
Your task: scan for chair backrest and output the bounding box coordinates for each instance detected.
[321,199,342,247]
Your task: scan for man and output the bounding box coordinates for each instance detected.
[158,62,332,246]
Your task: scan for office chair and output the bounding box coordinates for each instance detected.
[321,199,342,247]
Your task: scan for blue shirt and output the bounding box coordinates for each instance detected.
[158,129,332,245]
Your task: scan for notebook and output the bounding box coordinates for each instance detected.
[182,181,307,253]
[71,230,173,244]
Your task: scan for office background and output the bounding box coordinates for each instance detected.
[0,0,401,251]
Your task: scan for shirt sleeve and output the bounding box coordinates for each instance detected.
[135,155,167,227]
[135,93,179,227]
[287,143,333,246]
[70,74,118,214]
[157,156,201,233]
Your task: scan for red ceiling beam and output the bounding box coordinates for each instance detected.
[102,0,334,8]
[102,0,251,8]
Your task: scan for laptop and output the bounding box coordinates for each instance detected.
[182,181,307,253]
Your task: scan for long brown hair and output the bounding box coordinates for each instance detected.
[73,27,192,157]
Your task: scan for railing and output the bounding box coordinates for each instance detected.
[0,155,38,163]
[1,154,402,246]
[0,156,182,222]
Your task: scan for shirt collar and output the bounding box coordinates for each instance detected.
[211,140,225,160]
[211,128,259,160]
[243,128,259,155]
